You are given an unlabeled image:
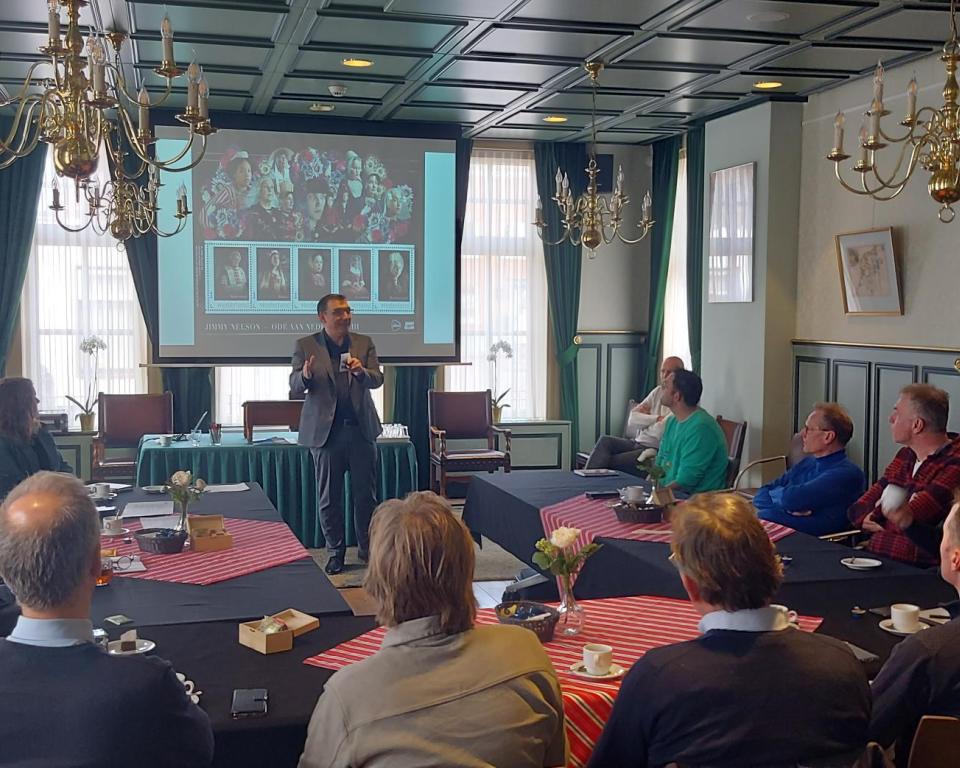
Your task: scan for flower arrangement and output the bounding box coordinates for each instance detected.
[487,340,513,416]
[166,470,207,532]
[67,335,106,422]
[637,456,675,506]
[532,527,601,636]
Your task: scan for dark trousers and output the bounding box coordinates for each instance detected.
[585,435,648,471]
[311,425,378,556]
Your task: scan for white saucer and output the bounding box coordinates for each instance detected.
[142,485,167,494]
[100,527,130,538]
[107,638,156,655]
[568,661,626,680]
[879,618,929,637]
[93,493,118,502]
[841,557,883,570]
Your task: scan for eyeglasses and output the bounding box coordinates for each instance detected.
[668,551,681,569]
[109,555,141,571]
[800,424,829,434]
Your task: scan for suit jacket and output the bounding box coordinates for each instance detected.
[0,425,72,501]
[290,331,384,446]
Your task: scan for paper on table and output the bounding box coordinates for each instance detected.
[110,557,146,573]
[122,501,174,518]
[205,483,248,493]
[140,515,182,530]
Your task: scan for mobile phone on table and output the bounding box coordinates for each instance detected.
[585,490,621,500]
[231,688,268,719]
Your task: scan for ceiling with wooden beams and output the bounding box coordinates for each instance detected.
[1,0,955,144]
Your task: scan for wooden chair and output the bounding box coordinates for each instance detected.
[715,415,747,488]
[241,400,303,442]
[908,715,960,768]
[428,390,511,498]
[92,392,173,482]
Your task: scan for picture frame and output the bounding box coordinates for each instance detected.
[707,162,755,303]
[834,227,902,316]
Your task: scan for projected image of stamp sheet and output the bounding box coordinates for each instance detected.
[157,127,456,363]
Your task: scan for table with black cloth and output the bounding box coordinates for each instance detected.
[135,431,417,547]
[463,470,956,667]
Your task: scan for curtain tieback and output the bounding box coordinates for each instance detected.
[557,343,578,366]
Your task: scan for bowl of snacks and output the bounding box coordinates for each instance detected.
[495,600,559,642]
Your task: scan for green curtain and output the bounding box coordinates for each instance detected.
[685,126,706,374]
[534,142,587,459]
[109,136,212,424]
[390,138,471,490]
[0,120,46,376]
[641,135,682,394]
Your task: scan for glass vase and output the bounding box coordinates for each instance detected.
[175,500,190,532]
[557,574,584,636]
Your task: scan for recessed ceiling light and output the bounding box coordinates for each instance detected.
[746,11,790,23]
[342,57,373,68]
[753,80,784,90]
[542,115,568,123]
[309,102,335,112]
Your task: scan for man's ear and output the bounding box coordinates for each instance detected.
[679,571,701,603]
[950,546,960,575]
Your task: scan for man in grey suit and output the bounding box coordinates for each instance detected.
[290,294,383,575]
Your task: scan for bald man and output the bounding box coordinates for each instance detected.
[585,357,685,471]
[0,472,213,767]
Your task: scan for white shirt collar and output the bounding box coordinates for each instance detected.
[7,616,94,647]
[698,606,790,634]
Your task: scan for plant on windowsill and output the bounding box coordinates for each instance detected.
[487,340,513,422]
[66,335,106,432]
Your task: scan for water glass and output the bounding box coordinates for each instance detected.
[209,424,222,445]
[190,429,201,446]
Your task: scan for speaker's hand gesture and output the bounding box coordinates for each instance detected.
[302,355,316,379]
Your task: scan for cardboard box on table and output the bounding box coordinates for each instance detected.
[187,515,234,552]
[238,609,320,654]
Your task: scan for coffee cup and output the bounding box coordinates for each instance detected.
[891,603,920,633]
[620,486,646,504]
[93,483,111,499]
[583,643,613,675]
[158,434,172,447]
[880,484,908,514]
[103,518,122,535]
[770,604,799,626]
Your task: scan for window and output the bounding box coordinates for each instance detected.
[214,365,384,426]
[707,162,755,303]
[446,147,548,419]
[21,148,148,421]
[662,149,692,369]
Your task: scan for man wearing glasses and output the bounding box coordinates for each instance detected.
[291,294,384,575]
[752,403,865,536]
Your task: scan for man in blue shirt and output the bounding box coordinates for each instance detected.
[753,402,865,536]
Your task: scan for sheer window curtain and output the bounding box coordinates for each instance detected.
[446,147,548,420]
[707,162,754,303]
[21,147,147,421]
[663,149,692,369]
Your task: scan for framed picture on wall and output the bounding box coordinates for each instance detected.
[707,162,755,303]
[835,227,902,316]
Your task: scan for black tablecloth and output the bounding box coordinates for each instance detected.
[90,483,348,625]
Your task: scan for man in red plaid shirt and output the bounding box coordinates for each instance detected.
[849,384,960,566]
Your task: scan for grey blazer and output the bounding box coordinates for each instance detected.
[290,331,384,447]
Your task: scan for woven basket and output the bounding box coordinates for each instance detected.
[135,529,188,554]
[613,502,664,524]
[495,601,559,643]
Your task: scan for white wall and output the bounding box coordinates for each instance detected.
[797,52,960,347]
[577,143,652,332]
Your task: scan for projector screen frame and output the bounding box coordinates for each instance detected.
[146,109,464,366]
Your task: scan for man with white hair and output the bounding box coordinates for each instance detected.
[0,472,213,766]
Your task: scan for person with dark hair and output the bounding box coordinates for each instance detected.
[869,489,960,765]
[849,383,960,565]
[0,472,213,766]
[654,370,728,493]
[588,494,870,768]
[298,491,566,768]
[243,176,279,240]
[753,403,866,535]
[290,294,383,575]
[0,378,71,501]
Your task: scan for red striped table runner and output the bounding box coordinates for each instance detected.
[304,595,822,768]
[540,494,795,549]
[105,518,309,586]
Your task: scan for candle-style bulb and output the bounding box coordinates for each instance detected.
[198,77,209,119]
[907,74,918,120]
[161,15,176,66]
[137,87,150,134]
[833,111,845,152]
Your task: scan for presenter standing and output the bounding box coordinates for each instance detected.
[290,294,383,574]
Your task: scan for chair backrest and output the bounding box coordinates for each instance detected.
[428,390,491,440]
[908,715,960,768]
[98,392,174,448]
[621,399,639,440]
[715,414,747,486]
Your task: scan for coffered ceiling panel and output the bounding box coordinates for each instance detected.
[2,0,953,144]
[596,131,672,144]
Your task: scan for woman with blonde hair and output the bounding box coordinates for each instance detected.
[299,491,567,768]
[0,378,71,501]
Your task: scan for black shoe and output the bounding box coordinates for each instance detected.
[357,549,369,564]
[324,555,344,575]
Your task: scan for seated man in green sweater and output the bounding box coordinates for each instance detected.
[656,369,729,494]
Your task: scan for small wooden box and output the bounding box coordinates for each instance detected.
[238,608,320,655]
[187,515,234,552]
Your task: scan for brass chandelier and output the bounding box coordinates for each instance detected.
[534,61,654,256]
[0,0,215,241]
[827,0,960,223]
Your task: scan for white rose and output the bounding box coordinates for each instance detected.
[194,478,207,491]
[171,470,192,487]
[549,527,580,550]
